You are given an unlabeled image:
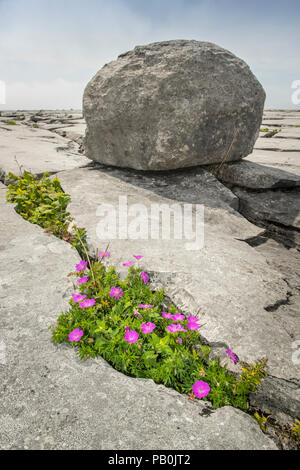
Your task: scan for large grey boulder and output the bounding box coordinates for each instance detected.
[83,40,265,171]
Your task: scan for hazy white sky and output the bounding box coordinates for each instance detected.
[0,0,299,109]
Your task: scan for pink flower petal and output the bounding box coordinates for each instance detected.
[192,380,210,399]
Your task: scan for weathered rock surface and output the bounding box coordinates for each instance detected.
[255,137,300,152]
[0,183,277,450]
[218,160,300,190]
[1,108,299,446]
[0,121,89,181]
[250,111,300,177]
[245,238,300,426]
[246,150,300,176]
[234,187,300,247]
[83,40,265,170]
[56,166,300,389]
[222,115,300,247]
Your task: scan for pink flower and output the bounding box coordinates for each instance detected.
[187,322,201,331]
[78,276,88,284]
[172,313,186,322]
[125,326,130,331]
[98,251,110,258]
[162,312,173,319]
[187,316,199,323]
[139,304,152,309]
[110,287,124,299]
[140,272,149,284]
[141,322,156,334]
[124,330,139,344]
[192,381,210,399]
[79,299,96,308]
[76,260,88,272]
[178,337,183,344]
[68,328,84,342]
[226,349,238,365]
[123,261,134,267]
[133,255,143,260]
[72,294,86,303]
[167,324,187,333]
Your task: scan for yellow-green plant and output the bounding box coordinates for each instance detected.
[234,359,268,396]
[6,171,87,258]
[4,120,17,125]
[6,171,71,228]
[292,419,300,442]
[253,411,268,433]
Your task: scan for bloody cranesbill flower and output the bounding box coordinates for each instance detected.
[133,255,143,260]
[98,251,110,258]
[124,330,139,343]
[187,316,200,323]
[76,260,88,272]
[141,322,156,334]
[162,312,173,319]
[110,287,124,299]
[68,328,84,342]
[139,304,152,309]
[123,261,134,267]
[226,349,238,365]
[167,324,187,333]
[178,337,183,344]
[140,272,149,284]
[72,294,86,303]
[192,380,210,399]
[79,299,96,308]
[78,276,88,284]
[172,313,186,322]
[187,322,201,331]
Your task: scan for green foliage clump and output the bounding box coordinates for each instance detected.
[292,419,300,443]
[260,128,281,137]
[253,411,268,433]
[237,359,268,394]
[6,171,87,258]
[4,120,17,125]
[52,261,268,411]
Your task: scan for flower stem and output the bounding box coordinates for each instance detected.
[75,228,96,286]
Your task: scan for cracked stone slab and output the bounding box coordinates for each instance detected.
[234,187,300,247]
[218,161,300,190]
[249,376,300,427]
[0,182,278,450]
[273,128,300,140]
[245,150,300,176]
[254,137,300,152]
[0,123,89,181]
[56,166,300,386]
[262,111,300,120]
[261,119,300,128]
[247,238,300,424]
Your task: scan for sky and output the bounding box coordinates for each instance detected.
[0,0,299,109]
